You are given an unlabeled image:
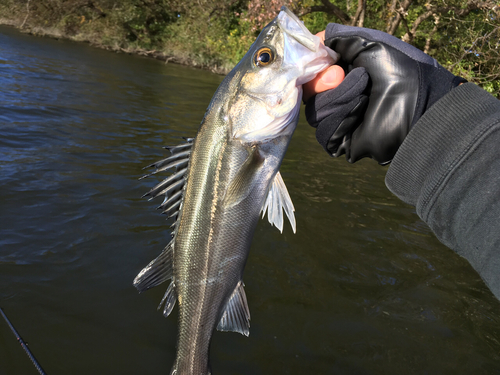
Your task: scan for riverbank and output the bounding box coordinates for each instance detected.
[0,18,232,75]
[0,2,241,75]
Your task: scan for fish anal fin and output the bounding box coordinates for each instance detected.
[261,171,296,233]
[217,281,250,336]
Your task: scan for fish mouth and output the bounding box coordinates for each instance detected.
[278,6,317,51]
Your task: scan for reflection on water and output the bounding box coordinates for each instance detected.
[1,25,500,374]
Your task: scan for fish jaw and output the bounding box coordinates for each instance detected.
[229,7,338,145]
[278,6,339,85]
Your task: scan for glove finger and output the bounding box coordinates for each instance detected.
[324,23,435,66]
[305,67,368,128]
[305,67,369,156]
[329,95,369,159]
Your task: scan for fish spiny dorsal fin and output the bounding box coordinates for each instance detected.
[134,138,193,300]
[217,281,250,336]
[140,138,194,181]
[133,241,173,293]
[261,171,296,234]
[140,137,193,220]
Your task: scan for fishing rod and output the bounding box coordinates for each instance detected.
[0,307,48,375]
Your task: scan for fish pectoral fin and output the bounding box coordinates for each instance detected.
[158,281,177,317]
[224,147,265,208]
[261,171,296,234]
[133,241,173,293]
[217,281,250,336]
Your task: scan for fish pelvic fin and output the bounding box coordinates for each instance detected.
[133,240,173,293]
[217,281,250,336]
[261,171,296,233]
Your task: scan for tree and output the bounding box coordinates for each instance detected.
[244,0,499,96]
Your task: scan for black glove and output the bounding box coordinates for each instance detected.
[305,23,466,164]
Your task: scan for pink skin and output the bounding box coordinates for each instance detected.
[303,31,345,103]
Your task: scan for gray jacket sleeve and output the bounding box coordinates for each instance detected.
[386,83,500,299]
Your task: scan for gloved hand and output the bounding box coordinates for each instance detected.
[305,24,466,164]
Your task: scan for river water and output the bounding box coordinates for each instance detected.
[0,25,499,375]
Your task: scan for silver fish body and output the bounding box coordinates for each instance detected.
[134,7,338,375]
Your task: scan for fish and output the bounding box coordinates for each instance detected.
[133,6,338,375]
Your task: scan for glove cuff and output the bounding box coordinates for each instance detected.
[412,62,467,129]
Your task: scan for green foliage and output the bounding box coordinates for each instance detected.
[0,0,498,95]
[119,0,177,48]
[206,20,255,66]
[302,11,332,35]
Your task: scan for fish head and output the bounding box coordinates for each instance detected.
[229,6,339,144]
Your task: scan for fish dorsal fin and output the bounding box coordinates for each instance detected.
[134,138,193,308]
[261,171,296,233]
[133,240,173,293]
[141,137,193,223]
[217,281,250,336]
[141,138,193,203]
[158,281,177,317]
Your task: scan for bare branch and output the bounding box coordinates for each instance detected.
[387,0,413,35]
[20,0,30,29]
[424,1,499,20]
[319,0,351,24]
[351,0,366,27]
[401,8,433,42]
[386,0,398,33]
[298,0,351,24]
[398,9,412,42]
[450,25,500,71]
[358,2,365,27]
[297,5,329,17]
[424,15,440,54]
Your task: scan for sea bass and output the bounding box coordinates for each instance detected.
[134,6,338,375]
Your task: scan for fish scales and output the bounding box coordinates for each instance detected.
[174,104,282,372]
[134,6,339,375]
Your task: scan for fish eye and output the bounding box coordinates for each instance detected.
[254,47,274,67]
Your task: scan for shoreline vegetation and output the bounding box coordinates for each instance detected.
[1,17,223,73]
[0,8,234,75]
[0,1,498,95]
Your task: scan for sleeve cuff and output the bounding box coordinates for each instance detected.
[386,83,500,217]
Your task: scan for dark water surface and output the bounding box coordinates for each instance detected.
[1,25,500,375]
